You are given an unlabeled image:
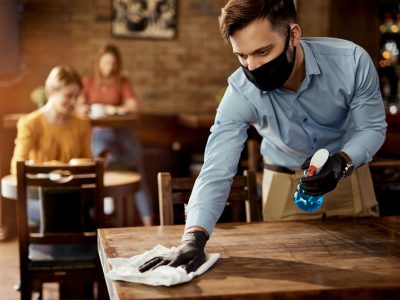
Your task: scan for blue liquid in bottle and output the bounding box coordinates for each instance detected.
[293,148,329,212]
[293,181,323,212]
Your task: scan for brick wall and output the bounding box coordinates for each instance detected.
[6,0,331,115]
[297,0,331,37]
[0,0,331,116]
[0,0,341,178]
[19,0,235,114]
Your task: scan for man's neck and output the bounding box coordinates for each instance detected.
[282,43,305,92]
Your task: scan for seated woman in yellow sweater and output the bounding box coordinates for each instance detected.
[10,65,92,223]
[11,65,91,172]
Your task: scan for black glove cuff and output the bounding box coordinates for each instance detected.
[337,151,354,178]
[181,230,208,249]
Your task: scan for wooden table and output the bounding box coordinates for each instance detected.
[0,171,141,239]
[1,171,140,203]
[90,113,139,128]
[2,113,25,128]
[177,113,215,129]
[98,217,400,299]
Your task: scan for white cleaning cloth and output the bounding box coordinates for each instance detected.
[106,244,220,286]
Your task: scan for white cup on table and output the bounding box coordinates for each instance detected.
[90,104,106,118]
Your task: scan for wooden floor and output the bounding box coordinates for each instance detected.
[0,238,59,300]
[0,238,20,300]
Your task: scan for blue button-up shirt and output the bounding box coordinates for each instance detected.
[185,38,387,235]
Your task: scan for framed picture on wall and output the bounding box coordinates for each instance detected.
[112,0,177,39]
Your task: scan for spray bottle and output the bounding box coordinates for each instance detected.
[293,149,329,212]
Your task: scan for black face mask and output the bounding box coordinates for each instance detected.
[242,27,296,91]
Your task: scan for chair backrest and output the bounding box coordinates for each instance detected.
[16,160,105,299]
[158,170,261,225]
[247,138,262,172]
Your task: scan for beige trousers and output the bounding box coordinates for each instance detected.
[262,163,379,221]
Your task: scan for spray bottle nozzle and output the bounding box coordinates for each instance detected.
[306,165,317,177]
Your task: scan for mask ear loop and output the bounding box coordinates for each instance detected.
[284,25,292,51]
[286,25,297,66]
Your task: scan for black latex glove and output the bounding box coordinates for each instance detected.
[299,152,347,196]
[138,230,208,273]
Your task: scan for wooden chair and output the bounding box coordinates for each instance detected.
[16,160,107,300]
[246,139,262,172]
[245,139,263,210]
[158,171,262,225]
[369,158,400,216]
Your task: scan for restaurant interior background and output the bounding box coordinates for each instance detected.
[0,0,399,226]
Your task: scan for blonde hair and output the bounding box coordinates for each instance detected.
[44,65,82,95]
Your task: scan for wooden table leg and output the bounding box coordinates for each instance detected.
[115,196,126,227]
[125,195,141,226]
[0,196,9,241]
[0,226,8,241]
[106,196,139,227]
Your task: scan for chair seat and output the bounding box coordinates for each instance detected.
[29,243,97,269]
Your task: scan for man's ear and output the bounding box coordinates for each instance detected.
[290,24,302,47]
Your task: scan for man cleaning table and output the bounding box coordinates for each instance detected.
[139,0,387,274]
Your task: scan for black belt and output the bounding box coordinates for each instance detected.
[264,163,295,175]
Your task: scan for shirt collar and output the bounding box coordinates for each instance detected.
[300,39,321,77]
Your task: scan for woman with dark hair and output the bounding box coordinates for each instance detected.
[77,43,153,226]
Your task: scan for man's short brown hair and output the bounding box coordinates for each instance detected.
[219,0,296,40]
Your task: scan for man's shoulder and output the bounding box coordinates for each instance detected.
[301,37,358,56]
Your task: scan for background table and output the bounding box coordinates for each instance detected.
[1,171,140,200]
[0,171,141,239]
[177,112,215,129]
[90,113,139,128]
[102,171,142,227]
[3,113,139,129]
[98,217,400,300]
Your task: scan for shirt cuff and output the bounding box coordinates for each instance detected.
[185,207,218,237]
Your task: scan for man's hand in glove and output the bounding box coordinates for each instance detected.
[299,152,348,196]
[138,229,208,274]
